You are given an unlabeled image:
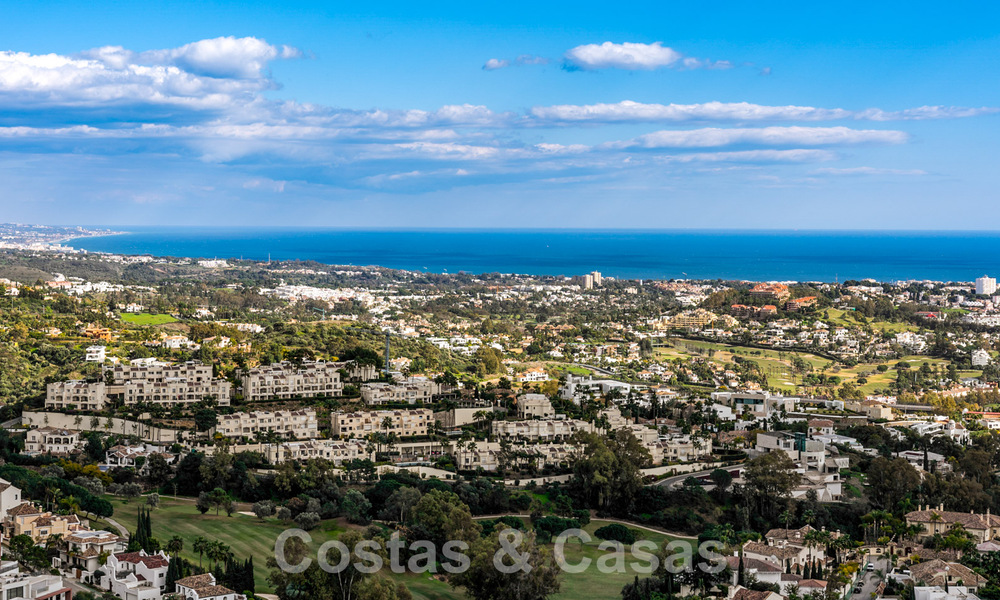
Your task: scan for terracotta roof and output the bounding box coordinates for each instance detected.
[798,580,828,589]
[192,585,237,598]
[177,574,216,589]
[9,503,41,517]
[906,509,1000,530]
[910,560,986,587]
[765,525,815,543]
[732,588,775,600]
[726,556,782,572]
[115,552,170,569]
[743,541,802,560]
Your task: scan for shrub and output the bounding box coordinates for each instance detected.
[594,523,637,545]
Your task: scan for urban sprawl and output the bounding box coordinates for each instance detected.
[1,225,1000,600]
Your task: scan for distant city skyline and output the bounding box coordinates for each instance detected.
[0,1,998,228]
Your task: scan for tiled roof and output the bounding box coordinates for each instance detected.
[906,510,1000,530]
[910,560,986,587]
[177,574,216,589]
[743,541,802,560]
[193,585,237,598]
[732,588,774,600]
[9,503,41,517]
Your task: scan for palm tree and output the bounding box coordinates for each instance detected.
[207,540,233,569]
[192,536,209,568]
[166,536,184,556]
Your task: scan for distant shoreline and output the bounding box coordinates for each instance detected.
[60,227,1000,282]
[61,230,130,245]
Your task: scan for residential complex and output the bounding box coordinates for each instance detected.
[212,409,319,440]
[360,377,440,405]
[46,360,231,410]
[240,360,343,402]
[331,409,432,438]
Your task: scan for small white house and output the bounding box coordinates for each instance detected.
[85,345,107,363]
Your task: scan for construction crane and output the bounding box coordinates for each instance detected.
[344,325,404,376]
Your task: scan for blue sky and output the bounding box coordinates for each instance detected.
[1,0,998,228]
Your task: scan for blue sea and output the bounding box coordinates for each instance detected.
[67,228,1000,282]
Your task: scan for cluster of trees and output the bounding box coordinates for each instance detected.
[0,463,113,517]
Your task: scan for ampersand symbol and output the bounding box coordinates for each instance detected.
[493,528,531,573]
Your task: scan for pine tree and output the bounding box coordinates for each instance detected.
[165,556,181,591]
[244,557,255,594]
[126,530,142,552]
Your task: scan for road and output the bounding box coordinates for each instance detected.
[472,513,698,540]
[104,515,130,538]
[849,556,888,600]
[650,465,744,489]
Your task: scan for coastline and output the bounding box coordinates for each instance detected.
[55,227,1000,282]
[60,230,130,247]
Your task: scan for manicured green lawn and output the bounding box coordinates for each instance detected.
[389,518,692,600]
[107,496,343,590]
[110,497,693,599]
[120,313,178,325]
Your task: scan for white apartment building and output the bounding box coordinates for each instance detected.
[47,361,231,410]
[331,409,432,438]
[45,380,107,411]
[240,361,343,402]
[110,361,230,406]
[455,441,578,472]
[648,435,714,463]
[972,349,991,367]
[212,409,318,440]
[24,427,82,456]
[361,377,440,405]
[976,275,997,296]
[516,394,555,419]
[263,439,373,464]
[491,419,592,442]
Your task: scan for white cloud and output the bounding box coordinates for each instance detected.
[854,106,999,121]
[665,149,837,163]
[564,41,682,70]
[0,39,987,196]
[563,41,727,71]
[0,37,298,114]
[529,100,996,124]
[483,58,509,71]
[243,177,287,192]
[812,166,927,176]
[483,54,549,70]
[137,36,301,79]
[618,126,907,149]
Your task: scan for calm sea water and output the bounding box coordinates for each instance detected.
[67,228,1000,282]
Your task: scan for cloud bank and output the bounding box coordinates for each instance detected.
[0,38,989,197]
